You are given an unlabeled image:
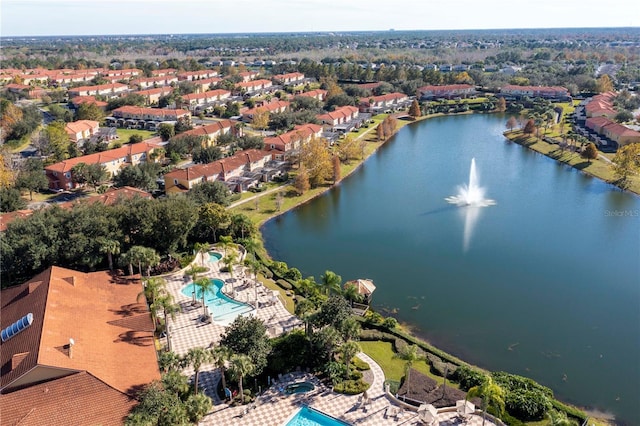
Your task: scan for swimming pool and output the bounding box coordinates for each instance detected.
[284,406,350,426]
[181,279,253,323]
[209,251,222,262]
[285,382,315,394]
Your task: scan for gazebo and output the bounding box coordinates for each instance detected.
[346,278,376,304]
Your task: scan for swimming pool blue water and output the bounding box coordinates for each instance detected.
[285,406,350,426]
[181,279,252,322]
[209,251,222,262]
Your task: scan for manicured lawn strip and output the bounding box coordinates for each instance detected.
[256,272,295,314]
[115,128,155,142]
[359,340,458,388]
[505,130,640,194]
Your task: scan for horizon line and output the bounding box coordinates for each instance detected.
[3,25,639,39]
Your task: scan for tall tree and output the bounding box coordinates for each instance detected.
[394,344,421,393]
[300,136,332,187]
[75,102,105,122]
[184,347,212,395]
[408,99,422,118]
[294,164,310,195]
[341,340,361,379]
[332,155,341,183]
[582,142,598,163]
[319,270,342,296]
[194,277,214,319]
[15,159,48,200]
[46,121,72,161]
[612,143,640,188]
[229,354,254,404]
[211,345,233,399]
[506,116,518,132]
[220,315,270,375]
[467,376,506,426]
[251,109,270,132]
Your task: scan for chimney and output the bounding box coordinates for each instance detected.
[68,338,75,359]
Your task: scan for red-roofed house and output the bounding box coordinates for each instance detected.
[111,106,191,122]
[164,149,274,193]
[103,68,142,78]
[130,75,178,89]
[238,71,260,82]
[241,100,290,122]
[150,68,177,77]
[585,116,640,147]
[177,70,219,81]
[417,84,476,100]
[179,89,231,112]
[193,77,222,93]
[236,79,273,94]
[68,83,129,98]
[45,140,161,189]
[296,89,328,102]
[359,92,410,113]
[272,72,305,85]
[584,92,617,119]
[317,106,360,130]
[65,120,100,143]
[135,87,174,106]
[0,266,160,424]
[4,83,47,99]
[264,123,323,160]
[177,120,238,145]
[70,95,108,109]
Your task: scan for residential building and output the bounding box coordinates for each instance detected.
[264,123,323,160]
[241,100,290,122]
[236,79,273,94]
[193,77,222,93]
[4,83,47,99]
[499,85,571,101]
[317,106,360,130]
[110,106,191,123]
[44,140,162,189]
[164,149,275,193]
[238,71,260,82]
[176,120,238,146]
[177,70,219,81]
[417,84,476,100]
[586,116,640,147]
[130,76,178,89]
[359,92,410,113]
[70,95,108,110]
[135,87,174,106]
[67,83,129,98]
[65,120,100,143]
[272,72,305,85]
[296,89,327,102]
[584,92,617,119]
[150,68,177,77]
[103,68,142,78]
[179,89,231,112]
[0,266,160,425]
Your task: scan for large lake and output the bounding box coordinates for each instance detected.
[261,114,640,424]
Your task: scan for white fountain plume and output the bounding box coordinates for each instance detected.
[445,158,495,251]
[445,158,495,207]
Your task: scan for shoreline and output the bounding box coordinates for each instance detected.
[503,130,640,197]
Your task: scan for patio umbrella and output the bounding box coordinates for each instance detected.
[417,404,438,424]
[456,400,475,415]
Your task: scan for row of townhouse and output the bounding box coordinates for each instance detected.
[164,148,279,193]
[585,116,640,147]
[238,71,260,82]
[70,95,108,109]
[236,79,274,94]
[109,105,191,122]
[174,120,239,146]
[417,84,476,100]
[584,92,617,119]
[135,86,174,105]
[241,100,290,122]
[64,120,100,143]
[4,83,47,99]
[68,83,129,98]
[359,92,411,113]
[193,77,222,93]
[130,75,179,89]
[295,88,327,102]
[263,124,324,160]
[177,70,219,81]
[179,89,231,112]
[498,85,571,101]
[44,140,162,190]
[272,72,305,85]
[317,105,360,131]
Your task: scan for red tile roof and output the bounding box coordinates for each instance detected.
[0,371,136,426]
[70,95,108,108]
[0,210,33,232]
[179,120,234,139]
[242,100,290,116]
[45,141,161,173]
[317,105,359,122]
[297,89,327,99]
[0,266,160,395]
[181,89,231,102]
[112,105,190,119]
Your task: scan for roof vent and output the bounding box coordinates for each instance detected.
[1,313,34,343]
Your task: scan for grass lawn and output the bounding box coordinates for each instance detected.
[257,272,295,314]
[359,340,459,389]
[115,128,155,143]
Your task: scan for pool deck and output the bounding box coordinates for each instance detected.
[160,252,496,426]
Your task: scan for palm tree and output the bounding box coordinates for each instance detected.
[240,236,259,263]
[98,237,120,271]
[211,345,233,399]
[185,392,213,424]
[156,293,179,351]
[158,350,182,373]
[185,347,212,395]
[341,340,361,379]
[218,235,235,257]
[319,270,342,296]
[138,277,168,326]
[295,298,316,335]
[394,344,421,393]
[194,277,214,319]
[222,251,238,280]
[467,376,505,426]
[229,354,254,404]
[246,259,261,307]
[342,282,364,306]
[194,242,209,266]
[340,317,361,342]
[141,247,160,277]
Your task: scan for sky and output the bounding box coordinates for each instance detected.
[1,0,639,37]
